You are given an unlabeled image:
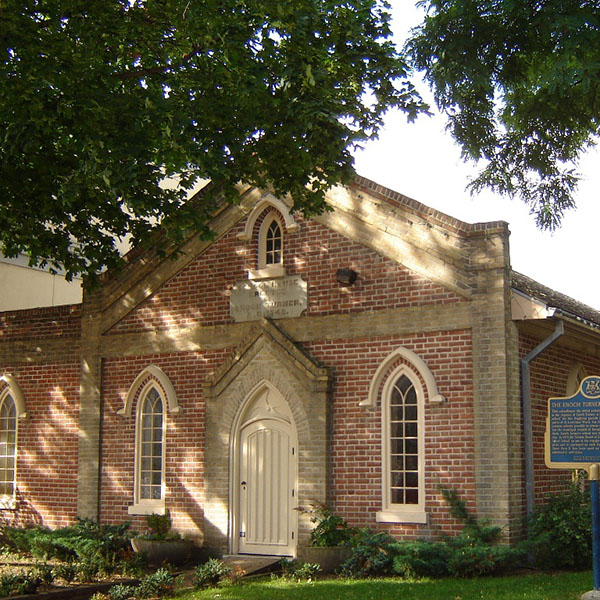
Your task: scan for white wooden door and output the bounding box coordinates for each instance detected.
[238,419,295,555]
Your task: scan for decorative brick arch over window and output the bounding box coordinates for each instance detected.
[119,365,180,515]
[238,193,299,280]
[0,375,27,508]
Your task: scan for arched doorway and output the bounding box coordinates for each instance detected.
[231,383,298,556]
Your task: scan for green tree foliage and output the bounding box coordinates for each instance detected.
[408,0,600,229]
[1,0,423,282]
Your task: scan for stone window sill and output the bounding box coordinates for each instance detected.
[128,503,165,516]
[376,509,428,524]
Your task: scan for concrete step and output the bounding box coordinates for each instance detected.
[221,554,282,576]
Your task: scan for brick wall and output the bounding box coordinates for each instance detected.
[100,350,229,540]
[306,330,474,539]
[0,304,81,341]
[0,360,80,529]
[0,305,81,529]
[108,214,464,335]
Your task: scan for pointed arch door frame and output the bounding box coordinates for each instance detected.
[229,381,298,556]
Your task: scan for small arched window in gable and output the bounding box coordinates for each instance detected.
[265,218,283,267]
[253,212,285,279]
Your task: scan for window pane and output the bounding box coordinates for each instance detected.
[405,406,417,421]
[137,386,164,502]
[391,439,403,454]
[390,455,403,470]
[406,439,418,454]
[387,374,420,508]
[391,488,404,504]
[405,472,419,488]
[0,395,16,498]
[265,219,282,265]
[405,423,418,437]
[405,489,419,504]
[405,455,418,470]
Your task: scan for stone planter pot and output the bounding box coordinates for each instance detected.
[297,546,353,574]
[131,538,194,566]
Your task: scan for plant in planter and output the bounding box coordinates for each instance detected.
[296,501,355,573]
[131,512,194,566]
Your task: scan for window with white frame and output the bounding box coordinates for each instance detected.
[122,365,180,516]
[253,212,285,278]
[132,383,166,513]
[0,390,17,502]
[377,365,427,524]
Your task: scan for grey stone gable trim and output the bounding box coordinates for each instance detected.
[351,175,509,235]
[511,271,600,328]
[205,317,330,399]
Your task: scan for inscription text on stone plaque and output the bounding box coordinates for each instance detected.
[230,276,307,322]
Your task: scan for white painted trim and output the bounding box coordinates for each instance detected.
[129,380,167,514]
[0,382,22,508]
[118,365,181,417]
[360,347,445,408]
[0,375,27,419]
[380,364,426,518]
[237,193,299,241]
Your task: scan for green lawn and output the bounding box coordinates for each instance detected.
[176,571,593,600]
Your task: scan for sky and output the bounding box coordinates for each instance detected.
[353,2,600,310]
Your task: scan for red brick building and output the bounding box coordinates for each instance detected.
[0,177,598,555]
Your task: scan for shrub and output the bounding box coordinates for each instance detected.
[279,559,322,582]
[194,558,232,588]
[142,512,180,541]
[54,562,78,583]
[387,487,526,579]
[339,529,397,578]
[32,562,55,585]
[391,540,451,578]
[1,519,133,568]
[0,571,42,597]
[528,483,592,570]
[108,583,136,600]
[135,568,174,599]
[298,501,355,547]
[445,542,525,577]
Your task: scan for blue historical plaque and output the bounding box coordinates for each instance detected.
[545,376,600,470]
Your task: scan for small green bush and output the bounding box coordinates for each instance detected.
[299,501,356,547]
[529,483,592,570]
[32,562,55,585]
[279,559,322,581]
[142,512,180,541]
[0,571,42,597]
[446,542,525,577]
[339,529,397,577]
[194,558,232,588]
[391,540,451,578]
[53,562,77,583]
[108,583,136,600]
[135,568,174,599]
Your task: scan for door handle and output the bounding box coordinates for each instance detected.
[241,481,247,486]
